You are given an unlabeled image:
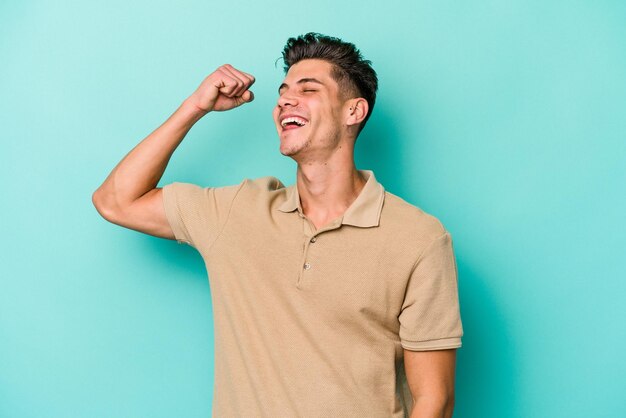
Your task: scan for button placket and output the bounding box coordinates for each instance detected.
[296,237,313,288]
[296,214,342,289]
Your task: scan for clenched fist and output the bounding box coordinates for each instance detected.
[188,64,255,113]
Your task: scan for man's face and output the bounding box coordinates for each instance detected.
[273,59,349,160]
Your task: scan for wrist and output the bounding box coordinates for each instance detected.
[181,97,211,119]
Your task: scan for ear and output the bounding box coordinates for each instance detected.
[345,98,369,128]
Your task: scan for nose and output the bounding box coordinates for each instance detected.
[277,89,298,108]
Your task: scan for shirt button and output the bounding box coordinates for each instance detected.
[310,237,317,243]
[303,262,311,270]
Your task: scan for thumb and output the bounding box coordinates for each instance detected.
[228,90,254,109]
[242,90,254,103]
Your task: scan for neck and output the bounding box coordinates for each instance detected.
[295,159,367,225]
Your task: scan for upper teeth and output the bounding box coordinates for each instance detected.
[281,117,307,127]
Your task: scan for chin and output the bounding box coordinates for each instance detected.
[279,143,299,157]
[279,133,308,156]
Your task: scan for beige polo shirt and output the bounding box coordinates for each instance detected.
[162,169,463,418]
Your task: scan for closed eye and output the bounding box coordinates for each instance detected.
[277,89,316,97]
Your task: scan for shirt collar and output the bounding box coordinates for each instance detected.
[277,169,385,228]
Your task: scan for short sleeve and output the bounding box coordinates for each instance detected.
[161,180,245,250]
[398,232,463,351]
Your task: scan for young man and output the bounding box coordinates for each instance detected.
[93,33,463,418]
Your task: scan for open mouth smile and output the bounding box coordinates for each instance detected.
[280,115,309,130]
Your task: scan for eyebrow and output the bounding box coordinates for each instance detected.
[278,77,325,93]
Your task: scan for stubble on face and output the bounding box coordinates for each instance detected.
[279,132,312,157]
[274,60,347,163]
[280,121,344,165]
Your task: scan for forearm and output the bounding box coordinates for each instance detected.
[409,395,454,418]
[93,99,207,211]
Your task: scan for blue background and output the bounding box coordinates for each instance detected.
[1,1,624,417]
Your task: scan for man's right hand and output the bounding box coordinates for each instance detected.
[93,64,255,240]
[188,64,256,113]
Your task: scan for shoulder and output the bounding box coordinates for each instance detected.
[381,190,449,243]
[163,179,247,202]
[165,175,282,195]
[231,175,289,210]
[241,175,286,191]
[164,175,285,205]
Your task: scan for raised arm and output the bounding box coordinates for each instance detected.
[92,64,255,239]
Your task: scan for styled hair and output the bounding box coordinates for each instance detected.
[281,32,378,134]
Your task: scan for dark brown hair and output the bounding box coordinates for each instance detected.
[282,32,378,134]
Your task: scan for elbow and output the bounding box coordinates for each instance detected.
[92,188,119,222]
[436,393,455,418]
[443,394,455,418]
[410,393,455,418]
